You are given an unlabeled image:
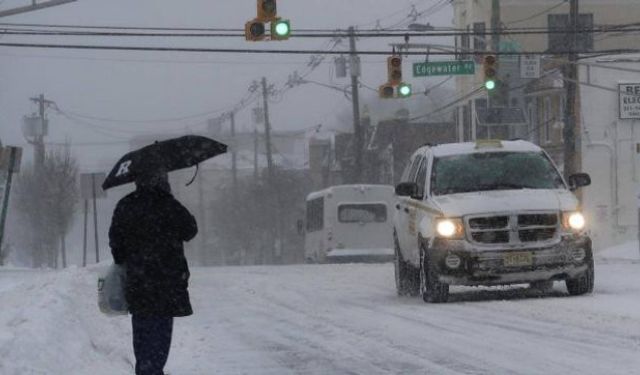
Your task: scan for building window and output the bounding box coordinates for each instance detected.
[473,22,486,52]
[338,204,387,223]
[548,13,594,53]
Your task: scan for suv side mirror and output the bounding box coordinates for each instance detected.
[568,173,591,190]
[395,182,421,199]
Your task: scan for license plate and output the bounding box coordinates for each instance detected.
[503,252,533,267]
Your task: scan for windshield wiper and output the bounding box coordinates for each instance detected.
[475,183,529,191]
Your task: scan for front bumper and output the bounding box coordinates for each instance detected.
[430,235,592,286]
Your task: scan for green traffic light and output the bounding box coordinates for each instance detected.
[398,84,412,98]
[273,19,291,38]
[485,80,496,90]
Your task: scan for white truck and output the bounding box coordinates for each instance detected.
[304,184,395,263]
[393,140,594,303]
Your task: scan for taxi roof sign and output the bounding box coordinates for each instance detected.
[475,139,504,149]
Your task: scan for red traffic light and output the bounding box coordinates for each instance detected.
[258,0,277,22]
[245,19,266,41]
[387,56,402,86]
[379,84,395,99]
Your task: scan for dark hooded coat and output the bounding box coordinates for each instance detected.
[109,183,197,317]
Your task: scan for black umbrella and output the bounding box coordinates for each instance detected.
[102,135,227,190]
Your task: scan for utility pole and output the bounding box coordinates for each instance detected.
[491,0,501,54]
[490,0,502,112]
[260,77,285,264]
[563,0,579,180]
[253,126,259,182]
[28,94,50,170]
[261,77,275,180]
[348,26,363,183]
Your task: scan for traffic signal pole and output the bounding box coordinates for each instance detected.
[348,26,363,183]
[563,0,579,180]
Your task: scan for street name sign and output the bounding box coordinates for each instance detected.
[619,83,640,119]
[413,60,475,77]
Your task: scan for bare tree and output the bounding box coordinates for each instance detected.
[209,168,311,266]
[14,146,78,268]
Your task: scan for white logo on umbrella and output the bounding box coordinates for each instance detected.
[115,160,132,177]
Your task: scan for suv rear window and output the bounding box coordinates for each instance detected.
[338,204,387,223]
[431,152,565,195]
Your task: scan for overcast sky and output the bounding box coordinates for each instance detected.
[0,0,453,171]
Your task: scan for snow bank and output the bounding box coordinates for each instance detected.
[0,266,133,375]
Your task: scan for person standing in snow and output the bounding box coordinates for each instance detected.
[109,170,197,375]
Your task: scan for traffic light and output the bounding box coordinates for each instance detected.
[257,0,277,22]
[271,18,291,40]
[245,19,266,41]
[379,84,395,99]
[483,55,498,90]
[397,83,412,98]
[387,55,403,86]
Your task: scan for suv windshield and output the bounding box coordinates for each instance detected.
[431,151,565,195]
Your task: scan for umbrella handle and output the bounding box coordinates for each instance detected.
[185,164,199,186]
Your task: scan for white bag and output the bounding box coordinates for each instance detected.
[98,264,129,316]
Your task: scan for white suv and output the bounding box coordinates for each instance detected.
[393,140,593,303]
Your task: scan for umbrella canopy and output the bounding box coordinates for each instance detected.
[102,135,227,190]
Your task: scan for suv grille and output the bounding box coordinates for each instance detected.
[467,212,558,245]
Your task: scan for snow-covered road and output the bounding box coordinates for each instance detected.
[1,243,640,375]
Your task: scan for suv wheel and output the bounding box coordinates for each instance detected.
[420,242,449,303]
[394,232,419,296]
[566,258,595,296]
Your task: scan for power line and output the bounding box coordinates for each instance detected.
[1,41,638,56]
[3,25,640,38]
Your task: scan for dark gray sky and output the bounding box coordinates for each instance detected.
[0,0,453,171]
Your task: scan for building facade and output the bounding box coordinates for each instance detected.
[452,0,640,155]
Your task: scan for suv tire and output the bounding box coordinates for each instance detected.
[566,258,595,296]
[420,242,449,303]
[394,232,420,296]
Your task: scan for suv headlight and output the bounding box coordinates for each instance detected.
[436,218,465,239]
[562,212,586,231]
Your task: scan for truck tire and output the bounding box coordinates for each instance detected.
[420,242,449,303]
[566,258,595,296]
[394,232,420,296]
